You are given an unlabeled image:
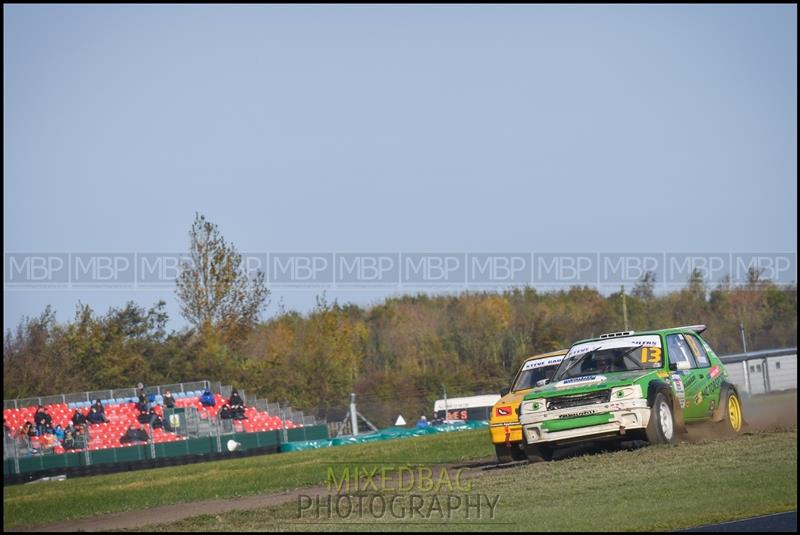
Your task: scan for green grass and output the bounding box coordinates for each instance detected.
[138,428,798,532]
[3,428,494,530]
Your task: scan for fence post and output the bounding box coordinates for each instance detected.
[281,401,289,443]
[762,358,772,393]
[350,393,358,436]
[741,360,750,395]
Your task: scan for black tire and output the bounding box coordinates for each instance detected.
[646,391,678,445]
[510,444,528,461]
[523,440,554,462]
[494,444,513,464]
[718,387,745,436]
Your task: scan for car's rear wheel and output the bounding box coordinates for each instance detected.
[719,387,744,435]
[645,391,678,445]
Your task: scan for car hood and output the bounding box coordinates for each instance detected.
[523,370,664,400]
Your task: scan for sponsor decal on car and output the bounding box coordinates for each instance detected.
[709,366,720,379]
[555,375,606,388]
[558,409,597,419]
[496,406,512,417]
[521,355,565,371]
[671,374,686,408]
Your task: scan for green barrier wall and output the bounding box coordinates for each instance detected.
[4,424,329,478]
[281,421,488,452]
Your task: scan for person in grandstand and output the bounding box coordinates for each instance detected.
[71,408,86,426]
[86,406,105,425]
[92,400,109,423]
[34,405,52,436]
[63,428,76,450]
[200,389,216,407]
[228,390,246,419]
[163,390,176,409]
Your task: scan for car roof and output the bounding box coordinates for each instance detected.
[522,349,568,363]
[572,325,706,346]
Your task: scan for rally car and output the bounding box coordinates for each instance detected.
[490,349,567,463]
[518,325,744,461]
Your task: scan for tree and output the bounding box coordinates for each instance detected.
[176,213,269,345]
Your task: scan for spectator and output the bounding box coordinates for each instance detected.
[63,428,76,450]
[148,407,173,432]
[163,390,176,409]
[135,424,149,442]
[17,421,33,445]
[137,409,151,424]
[86,406,105,425]
[34,405,52,436]
[136,383,149,412]
[24,421,37,438]
[228,390,246,419]
[218,404,232,420]
[120,425,143,444]
[72,409,86,426]
[416,415,429,429]
[199,389,216,407]
[74,425,86,449]
[54,424,65,442]
[229,389,244,407]
[93,399,109,420]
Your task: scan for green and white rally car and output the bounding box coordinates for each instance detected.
[518,325,744,461]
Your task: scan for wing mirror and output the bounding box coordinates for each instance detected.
[499,387,510,397]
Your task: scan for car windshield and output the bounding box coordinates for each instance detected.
[552,335,664,382]
[512,363,561,391]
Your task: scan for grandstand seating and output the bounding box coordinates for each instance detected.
[4,392,300,455]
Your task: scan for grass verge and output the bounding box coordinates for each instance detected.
[3,428,494,530]
[136,428,797,532]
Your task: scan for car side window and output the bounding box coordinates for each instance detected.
[666,334,698,369]
[685,334,710,368]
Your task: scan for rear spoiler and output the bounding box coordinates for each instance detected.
[676,324,707,334]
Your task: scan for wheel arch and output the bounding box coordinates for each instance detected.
[712,381,742,422]
[646,379,686,434]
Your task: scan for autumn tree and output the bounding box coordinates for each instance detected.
[176,213,269,346]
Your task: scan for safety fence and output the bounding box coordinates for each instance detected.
[719,348,797,395]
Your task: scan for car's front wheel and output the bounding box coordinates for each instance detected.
[523,439,554,462]
[494,443,528,463]
[494,444,513,464]
[645,391,679,445]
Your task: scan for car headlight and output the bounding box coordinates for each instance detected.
[610,385,643,400]
[521,400,546,414]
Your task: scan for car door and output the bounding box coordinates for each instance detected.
[665,333,710,421]
[684,333,723,420]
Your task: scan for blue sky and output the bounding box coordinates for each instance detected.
[4,5,797,330]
